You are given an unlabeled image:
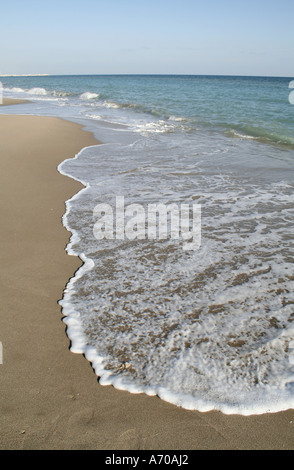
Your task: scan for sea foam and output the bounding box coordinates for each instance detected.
[57,127,294,416]
[27,87,47,95]
[80,91,99,100]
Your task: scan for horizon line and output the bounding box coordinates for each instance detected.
[1,73,293,79]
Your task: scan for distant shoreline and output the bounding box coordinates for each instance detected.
[0,73,292,79]
[0,74,50,77]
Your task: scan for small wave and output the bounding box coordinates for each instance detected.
[4,86,67,99]
[133,119,188,135]
[4,86,49,97]
[84,113,102,120]
[80,91,99,100]
[168,115,188,122]
[27,87,48,95]
[225,126,294,149]
[227,129,259,141]
[101,100,121,109]
[132,120,171,134]
[52,90,72,97]
[10,87,25,93]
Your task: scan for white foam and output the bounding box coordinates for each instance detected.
[79,91,99,100]
[132,120,179,135]
[10,87,25,93]
[101,101,120,109]
[229,129,258,140]
[56,105,294,416]
[168,115,187,122]
[27,87,47,95]
[85,113,102,120]
[52,90,71,97]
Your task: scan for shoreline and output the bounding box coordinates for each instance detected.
[0,97,31,106]
[0,112,294,449]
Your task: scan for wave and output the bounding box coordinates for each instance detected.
[132,119,187,135]
[168,115,189,122]
[52,90,72,97]
[5,86,101,103]
[79,91,99,100]
[84,113,102,120]
[27,87,48,95]
[5,86,47,96]
[10,87,25,93]
[224,125,294,149]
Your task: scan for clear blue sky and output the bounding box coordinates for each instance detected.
[1,0,293,76]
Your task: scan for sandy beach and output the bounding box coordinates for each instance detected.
[0,105,294,450]
[1,97,30,106]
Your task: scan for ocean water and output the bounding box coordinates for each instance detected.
[1,74,294,415]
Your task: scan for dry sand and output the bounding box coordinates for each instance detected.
[0,110,294,450]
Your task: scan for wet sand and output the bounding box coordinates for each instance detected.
[0,97,30,106]
[0,112,294,450]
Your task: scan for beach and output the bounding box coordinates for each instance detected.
[1,103,294,450]
[1,97,30,106]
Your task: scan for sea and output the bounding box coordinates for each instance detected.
[1,74,294,415]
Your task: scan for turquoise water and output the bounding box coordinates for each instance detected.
[2,74,294,146]
[2,75,294,415]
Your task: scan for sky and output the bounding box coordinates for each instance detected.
[1,0,293,76]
